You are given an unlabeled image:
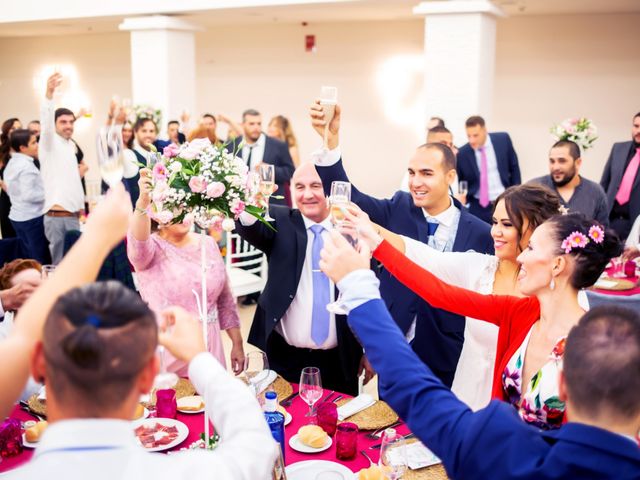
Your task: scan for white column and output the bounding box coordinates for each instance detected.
[413,0,505,144]
[119,15,201,135]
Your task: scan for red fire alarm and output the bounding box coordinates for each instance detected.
[305,35,316,53]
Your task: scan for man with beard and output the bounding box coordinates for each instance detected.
[530,140,608,225]
[601,112,640,240]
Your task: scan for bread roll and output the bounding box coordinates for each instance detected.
[297,425,328,448]
[25,421,48,443]
[177,395,204,412]
[358,465,385,480]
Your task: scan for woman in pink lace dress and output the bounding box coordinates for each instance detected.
[127,169,244,377]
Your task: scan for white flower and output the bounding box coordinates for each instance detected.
[222,218,235,232]
[168,162,182,173]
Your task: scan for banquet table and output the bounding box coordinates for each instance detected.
[591,265,640,296]
[0,384,448,479]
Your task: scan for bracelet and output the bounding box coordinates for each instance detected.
[134,207,148,215]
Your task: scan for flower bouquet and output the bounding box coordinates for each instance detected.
[131,104,162,128]
[146,138,268,230]
[550,117,598,150]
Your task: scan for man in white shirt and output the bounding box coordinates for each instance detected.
[9,283,276,480]
[234,163,368,395]
[39,73,86,264]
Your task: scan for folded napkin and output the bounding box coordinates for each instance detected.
[387,441,441,470]
[594,279,618,289]
[254,369,278,394]
[337,393,376,421]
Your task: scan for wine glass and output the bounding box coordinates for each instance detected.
[96,126,124,188]
[458,180,468,196]
[612,257,625,278]
[326,181,355,315]
[244,351,270,399]
[299,366,323,419]
[379,428,408,480]
[320,86,338,149]
[153,303,179,391]
[258,163,276,221]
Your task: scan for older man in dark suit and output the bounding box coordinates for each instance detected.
[226,109,295,207]
[456,116,521,223]
[600,112,640,241]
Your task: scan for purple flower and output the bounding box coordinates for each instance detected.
[189,176,208,193]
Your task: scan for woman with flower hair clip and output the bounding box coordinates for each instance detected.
[351,212,622,429]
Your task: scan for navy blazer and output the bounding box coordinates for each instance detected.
[601,141,640,221]
[226,135,295,205]
[349,298,640,480]
[234,206,363,386]
[316,159,493,381]
[456,132,521,197]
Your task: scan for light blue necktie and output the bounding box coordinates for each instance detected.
[310,225,330,346]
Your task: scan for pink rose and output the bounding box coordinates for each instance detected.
[231,199,245,216]
[188,176,208,193]
[180,138,212,160]
[206,181,226,198]
[151,180,169,203]
[153,209,174,224]
[163,143,180,158]
[152,162,168,181]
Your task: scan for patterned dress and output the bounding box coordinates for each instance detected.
[127,233,240,377]
[502,330,566,429]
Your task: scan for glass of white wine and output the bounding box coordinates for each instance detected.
[258,163,276,221]
[379,428,408,480]
[327,181,354,315]
[320,86,338,149]
[96,126,124,188]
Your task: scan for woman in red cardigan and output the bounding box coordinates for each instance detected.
[355,212,622,430]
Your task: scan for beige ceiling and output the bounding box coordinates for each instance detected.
[1,0,639,37]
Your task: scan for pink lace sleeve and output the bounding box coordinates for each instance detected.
[126,232,158,271]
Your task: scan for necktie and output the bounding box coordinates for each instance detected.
[246,144,255,169]
[310,225,330,346]
[427,221,439,237]
[615,147,640,206]
[479,146,490,208]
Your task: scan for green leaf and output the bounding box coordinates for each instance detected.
[530,371,541,391]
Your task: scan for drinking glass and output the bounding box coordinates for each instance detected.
[379,428,407,480]
[335,422,358,460]
[316,402,338,436]
[327,181,355,315]
[299,366,323,419]
[244,351,270,401]
[96,126,124,188]
[41,265,56,279]
[458,180,468,196]
[611,257,625,278]
[155,389,177,419]
[153,345,179,390]
[258,163,275,221]
[320,86,338,148]
[147,152,162,170]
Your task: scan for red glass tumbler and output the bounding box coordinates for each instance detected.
[317,402,338,437]
[335,422,358,460]
[156,389,177,419]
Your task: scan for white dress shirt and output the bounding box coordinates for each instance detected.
[242,133,266,172]
[8,352,277,480]
[38,99,85,213]
[238,212,337,349]
[4,153,45,221]
[474,135,504,202]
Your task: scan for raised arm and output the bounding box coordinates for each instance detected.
[39,73,62,153]
[234,210,277,255]
[0,184,132,418]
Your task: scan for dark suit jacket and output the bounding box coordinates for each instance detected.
[350,298,640,480]
[456,132,521,197]
[315,159,494,382]
[234,206,363,385]
[601,141,640,221]
[226,135,295,206]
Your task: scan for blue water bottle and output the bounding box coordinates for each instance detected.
[264,391,286,462]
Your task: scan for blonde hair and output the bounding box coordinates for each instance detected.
[269,115,297,148]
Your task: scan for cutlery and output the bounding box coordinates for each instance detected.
[331,394,344,403]
[280,392,299,407]
[360,449,375,466]
[366,420,403,439]
[320,390,335,403]
[369,433,415,449]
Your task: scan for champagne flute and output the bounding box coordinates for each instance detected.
[320,86,338,149]
[258,163,276,221]
[327,181,354,315]
[244,351,270,399]
[299,366,323,419]
[458,180,468,196]
[153,303,179,391]
[96,126,124,188]
[379,428,408,480]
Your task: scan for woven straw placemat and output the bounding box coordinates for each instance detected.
[335,398,399,431]
[26,395,46,417]
[595,277,637,291]
[145,378,197,407]
[401,438,448,480]
[271,375,293,403]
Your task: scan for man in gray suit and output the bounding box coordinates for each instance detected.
[601,112,640,240]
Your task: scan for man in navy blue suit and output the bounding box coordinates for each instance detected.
[320,233,640,480]
[310,102,493,387]
[457,116,521,223]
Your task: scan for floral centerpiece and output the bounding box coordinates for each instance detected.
[550,117,598,150]
[146,138,267,230]
[131,104,162,128]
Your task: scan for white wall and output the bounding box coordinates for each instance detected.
[0,13,638,196]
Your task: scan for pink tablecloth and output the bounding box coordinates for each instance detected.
[591,266,640,296]
[1,385,408,475]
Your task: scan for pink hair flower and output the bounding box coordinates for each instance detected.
[563,231,589,254]
[588,225,604,244]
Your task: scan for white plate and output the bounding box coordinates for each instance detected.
[22,433,39,449]
[132,418,189,452]
[284,411,292,426]
[286,460,354,480]
[289,433,332,453]
[177,395,205,414]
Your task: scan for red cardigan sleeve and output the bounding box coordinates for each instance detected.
[374,239,518,327]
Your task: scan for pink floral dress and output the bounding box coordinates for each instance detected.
[502,329,566,430]
[127,233,240,377]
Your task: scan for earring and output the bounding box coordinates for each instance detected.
[550,278,555,291]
